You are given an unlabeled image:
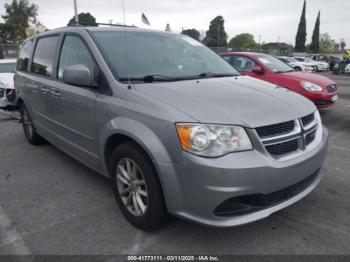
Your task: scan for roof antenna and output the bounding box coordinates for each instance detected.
[122,0,132,89]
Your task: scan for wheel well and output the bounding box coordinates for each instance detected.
[17,98,23,106]
[104,134,154,174]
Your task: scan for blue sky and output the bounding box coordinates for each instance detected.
[1,0,349,45]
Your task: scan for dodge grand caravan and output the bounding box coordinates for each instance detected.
[15,27,328,230]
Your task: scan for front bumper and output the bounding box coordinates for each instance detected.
[158,128,328,227]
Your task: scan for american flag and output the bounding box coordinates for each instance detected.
[141,13,151,26]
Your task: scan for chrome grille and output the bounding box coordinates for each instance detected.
[265,139,299,156]
[255,112,319,159]
[301,113,315,127]
[255,121,295,138]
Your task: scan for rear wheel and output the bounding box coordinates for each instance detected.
[110,142,167,230]
[294,66,302,71]
[20,104,46,145]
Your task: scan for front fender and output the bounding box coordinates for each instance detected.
[99,116,173,173]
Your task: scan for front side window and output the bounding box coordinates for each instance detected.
[256,55,294,73]
[58,35,98,84]
[17,39,35,72]
[0,63,16,73]
[31,36,59,77]
[91,31,239,81]
[231,56,259,72]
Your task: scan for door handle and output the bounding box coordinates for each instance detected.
[51,89,61,98]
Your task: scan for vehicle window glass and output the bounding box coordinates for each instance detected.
[17,39,35,72]
[257,55,294,73]
[231,56,258,72]
[58,36,99,84]
[0,63,16,73]
[91,31,239,80]
[279,58,288,63]
[31,36,59,77]
[294,58,304,62]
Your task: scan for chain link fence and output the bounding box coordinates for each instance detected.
[0,44,18,59]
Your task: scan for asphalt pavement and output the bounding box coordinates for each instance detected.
[0,72,349,255]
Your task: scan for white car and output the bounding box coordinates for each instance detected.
[277,56,314,72]
[293,57,330,72]
[345,64,350,73]
[0,59,17,110]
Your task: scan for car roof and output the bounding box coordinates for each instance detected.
[0,58,16,64]
[221,52,264,57]
[26,26,177,41]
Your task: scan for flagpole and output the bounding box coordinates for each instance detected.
[73,0,79,24]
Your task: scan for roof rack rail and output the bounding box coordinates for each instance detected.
[68,22,137,28]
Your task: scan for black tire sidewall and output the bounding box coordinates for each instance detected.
[110,142,166,230]
[20,104,45,145]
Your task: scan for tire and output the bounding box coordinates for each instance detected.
[110,141,167,230]
[294,66,302,71]
[20,104,46,145]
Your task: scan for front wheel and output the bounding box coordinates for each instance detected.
[294,66,302,71]
[20,104,46,145]
[110,142,167,230]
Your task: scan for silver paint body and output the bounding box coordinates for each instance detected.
[15,27,328,227]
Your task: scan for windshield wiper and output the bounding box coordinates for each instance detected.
[119,75,179,83]
[198,72,239,78]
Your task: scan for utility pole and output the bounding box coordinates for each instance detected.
[277,35,281,44]
[73,0,79,25]
[259,35,262,45]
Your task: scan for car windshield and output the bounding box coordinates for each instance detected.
[0,62,16,73]
[91,30,240,82]
[257,55,294,73]
[285,57,298,63]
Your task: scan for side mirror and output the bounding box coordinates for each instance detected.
[252,66,264,74]
[63,64,94,87]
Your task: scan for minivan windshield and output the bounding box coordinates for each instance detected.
[256,55,294,73]
[91,30,240,82]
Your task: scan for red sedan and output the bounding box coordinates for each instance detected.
[221,52,338,108]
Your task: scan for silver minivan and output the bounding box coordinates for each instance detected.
[15,26,328,230]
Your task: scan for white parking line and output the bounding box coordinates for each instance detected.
[0,205,31,255]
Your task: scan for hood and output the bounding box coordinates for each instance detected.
[276,71,334,87]
[0,73,14,89]
[134,76,315,128]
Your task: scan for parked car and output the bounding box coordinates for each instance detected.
[15,27,328,230]
[345,64,350,74]
[0,59,17,111]
[293,57,329,72]
[277,56,314,72]
[221,52,338,108]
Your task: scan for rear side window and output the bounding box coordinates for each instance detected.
[17,39,35,71]
[31,36,59,77]
[58,35,98,84]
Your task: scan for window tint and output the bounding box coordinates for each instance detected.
[58,36,98,84]
[31,36,59,77]
[231,56,259,72]
[17,39,35,71]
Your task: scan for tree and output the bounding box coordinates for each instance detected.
[67,12,98,26]
[203,16,227,47]
[181,29,200,41]
[228,33,258,49]
[295,0,307,52]
[1,0,38,44]
[310,11,320,53]
[340,39,346,53]
[319,33,335,53]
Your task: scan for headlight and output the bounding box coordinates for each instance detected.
[300,81,323,92]
[175,124,253,157]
